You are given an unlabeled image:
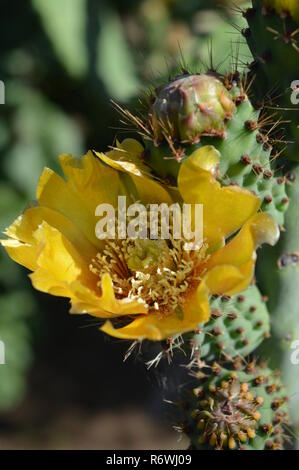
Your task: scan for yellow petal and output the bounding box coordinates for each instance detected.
[182,281,211,324]
[177,146,261,247]
[117,138,145,157]
[188,146,221,175]
[4,214,36,244]
[201,212,278,300]
[204,261,255,296]
[2,213,149,317]
[1,238,38,271]
[69,275,148,317]
[226,260,255,296]
[36,152,122,248]
[11,218,147,316]
[131,173,173,205]
[100,138,148,176]
[92,273,148,316]
[29,222,90,297]
[5,206,97,258]
[95,139,173,205]
[205,212,279,271]
[100,281,210,341]
[250,212,279,247]
[1,204,99,278]
[59,151,122,208]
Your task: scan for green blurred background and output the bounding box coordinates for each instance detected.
[0,0,249,449]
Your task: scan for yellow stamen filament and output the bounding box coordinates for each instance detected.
[90,215,207,316]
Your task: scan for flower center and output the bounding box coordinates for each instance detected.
[126,239,172,273]
[90,235,206,316]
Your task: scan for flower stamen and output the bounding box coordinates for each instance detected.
[90,231,207,316]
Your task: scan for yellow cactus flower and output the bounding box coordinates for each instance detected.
[1,140,279,341]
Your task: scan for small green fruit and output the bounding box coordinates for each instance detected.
[151,73,235,144]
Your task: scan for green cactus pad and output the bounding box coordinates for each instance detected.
[189,286,270,361]
[245,0,299,161]
[257,166,299,444]
[179,361,290,450]
[208,96,289,227]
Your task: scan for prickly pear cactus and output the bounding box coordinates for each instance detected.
[178,360,290,450]
[240,0,299,447]
[137,69,293,449]
[121,69,293,449]
[189,286,270,361]
[245,0,299,161]
[141,73,289,225]
[111,4,296,451]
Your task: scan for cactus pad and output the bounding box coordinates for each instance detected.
[190,286,270,361]
[245,0,299,161]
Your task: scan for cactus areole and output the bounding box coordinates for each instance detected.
[150,74,235,144]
